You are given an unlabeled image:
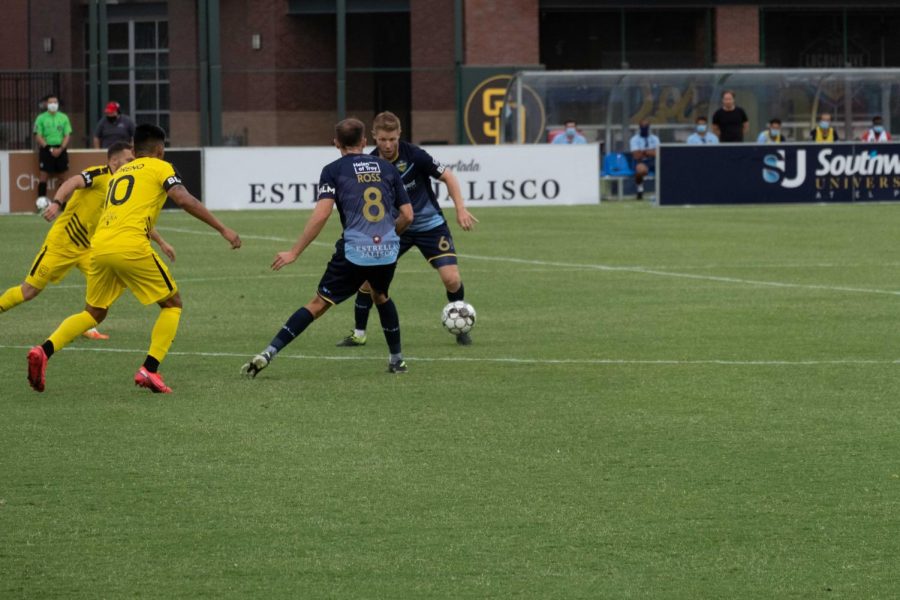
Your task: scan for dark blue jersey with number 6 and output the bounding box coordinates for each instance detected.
[317,152,411,266]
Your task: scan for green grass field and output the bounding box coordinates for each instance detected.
[2,202,899,598]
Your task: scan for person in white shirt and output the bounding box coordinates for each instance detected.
[686,116,719,145]
[552,119,587,144]
[861,115,891,142]
[757,118,786,143]
[629,119,660,200]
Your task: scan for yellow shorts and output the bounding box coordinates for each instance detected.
[25,244,93,289]
[87,251,178,308]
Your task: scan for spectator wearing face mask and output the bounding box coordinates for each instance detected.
[757,118,786,143]
[686,116,719,144]
[93,101,136,149]
[33,94,72,205]
[810,112,840,143]
[629,119,659,200]
[552,119,587,144]
[861,115,891,142]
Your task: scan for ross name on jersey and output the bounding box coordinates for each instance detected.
[353,161,382,183]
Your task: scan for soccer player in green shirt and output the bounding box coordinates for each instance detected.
[33,95,73,205]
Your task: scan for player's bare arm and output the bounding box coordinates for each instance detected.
[395,203,414,235]
[149,229,176,262]
[43,174,87,222]
[272,198,334,271]
[167,184,241,249]
[439,169,478,231]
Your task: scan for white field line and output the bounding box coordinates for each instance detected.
[0,344,897,366]
[157,226,900,297]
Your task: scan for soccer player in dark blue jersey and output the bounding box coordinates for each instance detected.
[336,111,478,347]
[241,118,414,377]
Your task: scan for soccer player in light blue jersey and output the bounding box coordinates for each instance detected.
[336,111,478,347]
[241,118,414,377]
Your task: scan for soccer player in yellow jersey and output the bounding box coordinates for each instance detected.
[27,124,242,393]
[0,142,175,340]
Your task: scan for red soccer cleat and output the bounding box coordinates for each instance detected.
[134,366,173,394]
[26,346,48,392]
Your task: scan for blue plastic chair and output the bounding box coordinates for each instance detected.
[601,152,635,177]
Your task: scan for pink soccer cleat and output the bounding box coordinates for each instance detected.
[134,366,173,394]
[26,346,48,392]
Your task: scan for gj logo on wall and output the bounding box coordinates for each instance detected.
[762,149,807,188]
[463,74,544,145]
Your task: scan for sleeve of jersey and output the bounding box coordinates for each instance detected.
[80,167,105,188]
[393,168,411,209]
[415,147,446,179]
[161,164,184,191]
[316,167,337,202]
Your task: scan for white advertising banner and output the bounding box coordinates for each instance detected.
[0,152,9,214]
[203,144,599,210]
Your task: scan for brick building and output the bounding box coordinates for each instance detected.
[2,0,899,148]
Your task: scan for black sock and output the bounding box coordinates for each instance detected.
[41,340,55,359]
[270,307,315,352]
[354,291,373,331]
[446,282,465,303]
[38,182,47,197]
[143,355,160,373]
[375,299,401,355]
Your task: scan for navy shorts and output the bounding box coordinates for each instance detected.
[317,244,397,305]
[38,146,69,173]
[400,222,458,268]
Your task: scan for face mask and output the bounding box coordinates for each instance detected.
[107,115,117,122]
[47,102,59,112]
[874,125,885,134]
[696,124,707,133]
[819,121,830,130]
[565,127,576,137]
[640,126,650,137]
[770,128,780,137]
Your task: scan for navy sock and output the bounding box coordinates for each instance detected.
[446,282,465,303]
[375,299,401,355]
[41,340,55,359]
[270,307,315,353]
[354,291,374,331]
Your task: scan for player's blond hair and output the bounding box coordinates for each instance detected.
[372,111,402,133]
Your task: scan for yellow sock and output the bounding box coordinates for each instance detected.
[148,307,182,364]
[0,285,26,313]
[48,311,99,352]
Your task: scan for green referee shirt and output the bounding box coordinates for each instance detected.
[33,111,73,146]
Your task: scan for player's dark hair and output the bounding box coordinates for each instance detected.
[721,89,735,99]
[372,111,401,132]
[769,118,782,126]
[335,118,365,147]
[107,141,133,158]
[133,123,167,156]
[696,116,708,123]
[563,119,577,126]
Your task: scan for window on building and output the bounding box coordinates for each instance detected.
[540,8,711,70]
[764,8,900,68]
[107,19,170,133]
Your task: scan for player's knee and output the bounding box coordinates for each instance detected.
[307,296,331,318]
[371,291,390,305]
[86,305,108,323]
[358,283,372,295]
[441,271,461,291]
[21,283,41,300]
[160,292,182,309]
[635,163,648,176]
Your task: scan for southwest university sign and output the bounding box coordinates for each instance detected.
[658,142,900,205]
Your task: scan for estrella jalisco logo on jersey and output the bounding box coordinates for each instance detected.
[353,160,382,183]
[464,75,545,145]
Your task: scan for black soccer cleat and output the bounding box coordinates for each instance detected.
[387,360,408,374]
[336,332,367,347]
[456,332,473,346]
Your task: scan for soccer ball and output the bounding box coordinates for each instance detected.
[441,301,476,335]
[35,196,50,213]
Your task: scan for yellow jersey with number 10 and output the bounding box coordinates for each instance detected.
[91,156,182,257]
[45,165,111,251]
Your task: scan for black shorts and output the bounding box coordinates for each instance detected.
[317,243,397,305]
[38,146,69,173]
[399,222,458,268]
